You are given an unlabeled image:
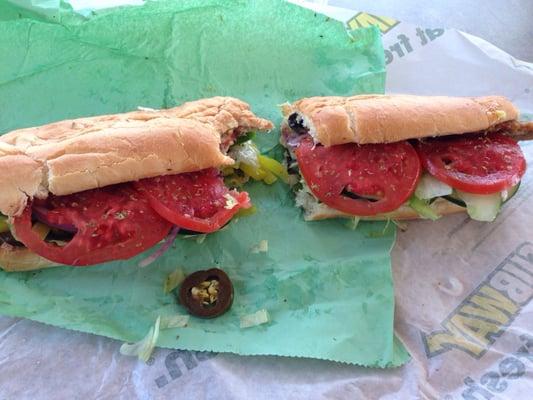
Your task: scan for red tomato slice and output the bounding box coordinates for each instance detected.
[134,169,251,233]
[295,138,421,216]
[415,132,526,194]
[13,184,172,266]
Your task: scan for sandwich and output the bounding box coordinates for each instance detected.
[0,97,274,271]
[281,95,532,222]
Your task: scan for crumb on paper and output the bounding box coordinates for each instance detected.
[251,239,268,253]
[240,309,270,328]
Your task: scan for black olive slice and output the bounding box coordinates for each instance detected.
[287,113,308,135]
[0,231,25,247]
[178,268,234,318]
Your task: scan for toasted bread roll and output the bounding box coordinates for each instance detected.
[282,95,518,146]
[0,97,273,217]
[0,245,56,272]
[0,143,46,218]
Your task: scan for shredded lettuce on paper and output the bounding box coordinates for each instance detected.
[160,314,189,329]
[163,267,185,294]
[120,316,160,363]
[240,309,271,329]
[0,0,409,367]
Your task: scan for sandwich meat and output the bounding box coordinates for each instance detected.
[281,95,531,222]
[0,97,273,271]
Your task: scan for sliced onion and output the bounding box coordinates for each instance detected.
[33,206,77,233]
[286,135,304,148]
[282,127,305,148]
[138,226,180,268]
[228,141,260,168]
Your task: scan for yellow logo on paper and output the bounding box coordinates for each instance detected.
[422,242,533,358]
[347,12,399,34]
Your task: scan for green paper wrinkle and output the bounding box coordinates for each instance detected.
[0,0,408,367]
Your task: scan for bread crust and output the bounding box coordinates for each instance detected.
[0,143,45,217]
[0,97,273,216]
[30,118,234,196]
[283,95,518,146]
[0,244,56,272]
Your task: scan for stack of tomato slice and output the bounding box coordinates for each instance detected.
[13,168,250,266]
[295,132,526,216]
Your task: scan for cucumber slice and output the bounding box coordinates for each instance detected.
[455,191,502,222]
[409,196,441,220]
[441,182,520,220]
[502,182,520,203]
[415,174,453,200]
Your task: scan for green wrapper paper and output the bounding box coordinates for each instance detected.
[0,0,409,366]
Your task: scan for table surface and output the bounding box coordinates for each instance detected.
[330,0,533,62]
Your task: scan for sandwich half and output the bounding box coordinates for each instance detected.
[281,95,532,222]
[0,97,273,271]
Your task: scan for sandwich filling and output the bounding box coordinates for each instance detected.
[0,132,284,267]
[283,116,529,222]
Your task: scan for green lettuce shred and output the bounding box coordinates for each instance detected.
[163,268,185,294]
[119,316,160,363]
[234,131,256,145]
[160,314,189,329]
[408,196,441,221]
[345,217,361,230]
